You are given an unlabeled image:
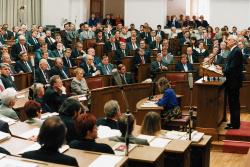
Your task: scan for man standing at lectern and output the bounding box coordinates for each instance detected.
[224,35,243,129]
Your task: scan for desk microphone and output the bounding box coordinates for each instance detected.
[188,73,193,89]
[188,73,193,140]
[30,56,36,99]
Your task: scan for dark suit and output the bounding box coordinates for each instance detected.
[11,43,29,61]
[200,20,209,28]
[177,32,184,39]
[104,42,119,53]
[43,86,67,113]
[0,75,16,89]
[80,62,98,77]
[168,20,181,28]
[50,66,69,79]
[224,46,243,128]
[22,147,78,166]
[114,49,129,65]
[0,120,10,133]
[214,55,225,65]
[15,60,33,73]
[151,61,168,76]
[35,68,50,85]
[96,118,119,129]
[28,37,40,50]
[102,19,115,26]
[156,30,165,38]
[134,54,150,67]
[69,139,114,154]
[150,41,162,50]
[71,48,85,58]
[62,57,75,68]
[187,54,199,64]
[52,50,64,58]
[45,37,55,50]
[175,63,194,72]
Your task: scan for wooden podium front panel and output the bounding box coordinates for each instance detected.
[195,79,225,128]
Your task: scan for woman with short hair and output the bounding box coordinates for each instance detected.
[71,67,89,95]
[141,112,162,136]
[23,100,43,126]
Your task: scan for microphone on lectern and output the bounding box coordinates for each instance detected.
[188,73,193,89]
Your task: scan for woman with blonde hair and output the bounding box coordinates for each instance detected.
[157,77,181,124]
[71,67,89,95]
[141,112,161,136]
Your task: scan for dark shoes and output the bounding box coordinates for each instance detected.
[225,123,240,129]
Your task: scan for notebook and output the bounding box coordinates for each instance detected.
[88,155,123,167]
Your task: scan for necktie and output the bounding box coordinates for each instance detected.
[189,55,193,64]
[112,43,116,50]
[47,62,51,70]
[141,56,145,64]
[61,69,68,79]
[33,38,38,44]
[48,37,53,45]
[123,50,126,56]
[121,74,127,84]
[67,58,72,67]
[25,62,32,72]
[183,64,188,72]
[133,43,137,50]
[105,65,110,74]
[21,45,26,52]
[42,70,49,83]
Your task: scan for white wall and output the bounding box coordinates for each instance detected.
[42,0,90,28]
[104,0,124,19]
[167,0,186,16]
[209,0,250,30]
[124,0,167,29]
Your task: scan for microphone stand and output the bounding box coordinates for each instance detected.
[120,85,131,156]
[189,87,193,141]
[31,57,36,99]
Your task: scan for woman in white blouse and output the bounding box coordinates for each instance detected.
[71,67,89,95]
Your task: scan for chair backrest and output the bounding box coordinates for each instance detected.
[165,73,187,83]
[86,77,103,90]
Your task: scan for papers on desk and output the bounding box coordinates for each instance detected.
[164,131,188,140]
[0,116,16,125]
[0,158,38,167]
[40,112,59,120]
[179,131,204,142]
[78,95,87,101]
[88,155,123,167]
[0,131,11,142]
[140,101,158,108]
[137,135,171,148]
[97,126,121,139]
[19,128,40,140]
[112,142,137,156]
[0,153,7,159]
[19,142,69,154]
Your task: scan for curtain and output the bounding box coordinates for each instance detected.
[0,0,41,28]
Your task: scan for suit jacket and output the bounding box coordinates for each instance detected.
[15,60,33,73]
[104,41,119,53]
[70,138,114,154]
[168,20,181,28]
[224,46,243,89]
[43,87,67,113]
[80,61,98,77]
[96,118,119,129]
[114,49,130,65]
[219,50,230,58]
[127,42,139,51]
[113,72,134,85]
[110,135,149,145]
[151,61,168,75]
[0,119,10,133]
[177,32,184,39]
[11,43,29,61]
[22,147,78,166]
[214,55,225,65]
[0,104,19,120]
[156,30,165,38]
[71,48,85,59]
[196,48,209,57]
[27,37,40,50]
[70,77,89,95]
[200,20,209,28]
[35,68,50,85]
[187,54,199,64]
[79,31,95,41]
[45,37,55,50]
[150,41,162,50]
[134,54,150,67]
[50,66,69,79]
[52,50,64,58]
[62,56,75,68]
[0,75,16,89]
[175,63,194,72]
[98,63,114,75]
[102,19,115,26]
[34,49,54,65]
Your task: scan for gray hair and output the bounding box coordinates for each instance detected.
[0,88,17,105]
[228,35,239,43]
[31,83,44,96]
[104,100,120,118]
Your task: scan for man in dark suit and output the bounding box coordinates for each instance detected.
[150,36,162,50]
[50,57,69,79]
[11,35,29,61]
[127,36,139,51]
[62,48,75,68]
[87,47,101,66]
[146,31,156,45]
[134,48,151,68]
[156,25,165,39]
[71,42,86,59]
[2,24,13,40]
[114,42,129,65]
[102,14,115,26]
[151,53,168,77]
[98,56,114,75]
[0,63,16,89]
[44,30,55,51]
[199,15,209,28]
[15,52,33,73]
[175,54,194,72]
[1,53,16,74]
[177,27,186,39]
[80,54,100,77]
[212,47,224,65]
[104,36,119,53]
[97,100,121,129]
[36,59,50,85]
[52,42,64,58]
[224,35,244,129]
[27,30,40,51]
[186,47,199,64]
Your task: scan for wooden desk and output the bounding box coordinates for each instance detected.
[195,78,225,130]
[13,90,29,121]
[13,72,32,91]
[65,148,128,167]
[136,94,183,125]
[9,121,39,139]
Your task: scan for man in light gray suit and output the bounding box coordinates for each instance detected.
[79,23,95,41]
[161,48,174,64]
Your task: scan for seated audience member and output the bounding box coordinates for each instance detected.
[97,100,121,129]
[11,35,28,61]
[52,42,65,58]
[28,30,40,51]
[161,48,173,64]
[186,47,198,64]
[146,30,156,45]
[22,116,78,166]
[15,52,33,73]
[150,35,162,51]
[219,41,230,58]
[95,30,106,43]
[195,41,209,57]
[104,35,119,53]
[89,13,99,26]
[1,53,16,74]
[179,31,191,46]
[44,75,67,113]
[80,54,100,77]
[151,53,168,77]
[113,64,134,85]
[141,112,162,136]
[169,27,178,39]
[69,113,114,154]
[212,46,224,65]
[98,56,115,75]
[0,88,19,120]
[24,100,43,126]
[134,48,150,68]
[62,48,75,68]
[0,63,16,89]
[34,43,53,65]
[110,113,149,145]
[71,42,86,59]
[71,68,89,95]
[50,57,69,79]
[127,36,139,51]
[59,98,82,143]
[36,59,50,85]
[79,23,95,41]
[45,30,55,50]
[114,42,129,65]
[175,54,194,72]
[157,77,181,123]
[87,47,101,66]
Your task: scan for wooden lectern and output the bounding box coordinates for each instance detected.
[195,78,225,130]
